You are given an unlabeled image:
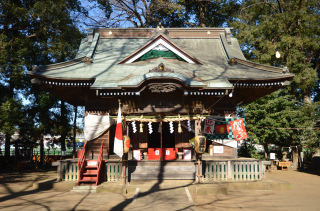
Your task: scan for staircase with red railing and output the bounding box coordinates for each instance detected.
[77,142,105,186]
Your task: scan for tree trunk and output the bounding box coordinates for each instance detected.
[40,131,44,168]
[264,143,269,159]
[73,106,77,158]
[4,134,11,167]
[198,2,207,27]
[292,146,299,169]
[60,101,66,157]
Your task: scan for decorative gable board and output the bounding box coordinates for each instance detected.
[119,35,202,64]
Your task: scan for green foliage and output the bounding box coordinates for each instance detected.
[0,0,85,160]
[238,89,320,152]
[0,99,24,136]
[231,1,320,153]
[230,0,320,101]
[238,142,264,159]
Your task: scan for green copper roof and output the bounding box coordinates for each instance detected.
[28,31,294,89]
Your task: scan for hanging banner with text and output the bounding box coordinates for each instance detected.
[204,118,215,135]
[230,118,248,141]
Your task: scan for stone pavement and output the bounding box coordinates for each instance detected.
[192,170,320,211]
[0,169,319,210]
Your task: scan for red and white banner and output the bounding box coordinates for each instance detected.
[113,105,123,157]
[230,118,248,141]
[204,118,215,135]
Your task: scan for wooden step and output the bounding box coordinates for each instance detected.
[79,178,97,183]
[83,173,97,176]
[85,169,98,174]
[85,166,97,169]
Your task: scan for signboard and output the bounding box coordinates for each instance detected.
[230,118,248,141]
[184,149,192,160]
[215,125,229,134]
[214,146,224,154]
[278,162,290,167]
[133,150,141,161]
[270,153,275,160]
[155,150,159,155]
[204,118,215,134]
[166,150,170,155]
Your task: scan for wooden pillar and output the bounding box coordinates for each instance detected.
[160,122,163,161]
[123,153,127,185]
[73,106,77,159]
[197,154,201,184]
[195,120,198,136]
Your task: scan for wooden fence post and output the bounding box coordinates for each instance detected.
[227,161,232,180]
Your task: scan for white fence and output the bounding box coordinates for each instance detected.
[197,160,269,181]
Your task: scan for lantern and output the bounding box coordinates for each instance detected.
[123,135,130,153]
[194,135,206,154]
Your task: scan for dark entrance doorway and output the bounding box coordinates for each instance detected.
[147,122,175,148]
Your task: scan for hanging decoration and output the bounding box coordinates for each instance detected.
[158,123,162,133]
[177,114,182,133]
[204,118,215,135]
[178,122,182,133]
[230,118,248,141]
[131,121,137,133]
[123,135,130,153]
[169,121,174,133]
[187,120,192,132]
[194,135,206,154]
[140,122,143,133]
[148,122,153,134]
[139,115,143,133]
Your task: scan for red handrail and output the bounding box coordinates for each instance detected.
[96,142,104,186]
[77,141,87,186]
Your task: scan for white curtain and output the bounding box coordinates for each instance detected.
[84,113,115,141]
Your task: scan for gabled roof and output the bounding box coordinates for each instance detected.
[27,27,294,91]
[118,32,203,64]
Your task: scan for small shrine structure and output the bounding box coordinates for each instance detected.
[28,26,294,184]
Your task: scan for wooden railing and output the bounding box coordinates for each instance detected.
[52,159,78,181]
[96,142,104,185]
[105,161,124,182]
[77,141,87,185]
[197,160,267,182]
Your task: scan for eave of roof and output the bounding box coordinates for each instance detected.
[28,27,295,91]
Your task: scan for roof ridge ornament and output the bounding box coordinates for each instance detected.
[149,60,174,73]
[151,22,169,36]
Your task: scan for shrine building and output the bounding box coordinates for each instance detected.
[28,27,294,183]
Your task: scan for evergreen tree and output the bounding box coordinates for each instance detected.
[230,0,320,163]
[0,0,85,166]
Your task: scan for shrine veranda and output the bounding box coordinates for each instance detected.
[28,27,294,182]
